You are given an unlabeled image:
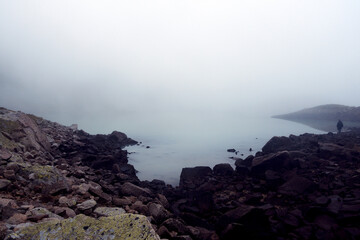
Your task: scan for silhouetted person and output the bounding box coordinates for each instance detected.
[337,120,343,133]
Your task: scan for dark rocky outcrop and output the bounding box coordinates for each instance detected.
[165,130,360,239]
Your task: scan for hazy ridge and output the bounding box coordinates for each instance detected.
[273,104,360,122]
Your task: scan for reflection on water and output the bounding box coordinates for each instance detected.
[274,118,360,133]
[123,114,324,186]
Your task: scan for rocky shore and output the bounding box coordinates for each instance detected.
[1,107,360,239]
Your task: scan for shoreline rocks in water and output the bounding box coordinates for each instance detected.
[1,106,360,239]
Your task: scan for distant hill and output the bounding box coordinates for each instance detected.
[273,104,360,132]
[273,104,360,122]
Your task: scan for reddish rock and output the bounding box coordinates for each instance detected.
[0,149,12,160]
[278,176,316,196]
[120,182,152,197]
[7,213,27,225]
[148,202,170,223]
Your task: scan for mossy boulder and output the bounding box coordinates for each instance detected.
[21,164,69,195]
[6,213,160,240]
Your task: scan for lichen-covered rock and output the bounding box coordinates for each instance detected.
[94,207,126,216]
[6,213,160,240]
[21,164,69,195]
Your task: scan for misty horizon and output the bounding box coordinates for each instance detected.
[1,0,359,131]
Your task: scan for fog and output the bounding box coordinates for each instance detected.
[0,0,359,133]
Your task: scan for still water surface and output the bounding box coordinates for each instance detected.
[117,113,325,186]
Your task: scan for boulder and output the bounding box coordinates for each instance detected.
[58,196,76,208]
[77,199,97,211]
[251,151,291,176]
[278,176,316,196]
[21,164,69,195]
[0,149,12,160]
[161,218,189,235]
[213,163,234,176]
[113,197,133,207]
[179,166,212,188]
[94,207,126,217]
[262,136,293,154]
[28,207,63,221]
[148,203,170,223]
[6,214,160,240]
[0,198,18,208]
[7,213,27,225]
[120,182,152,197]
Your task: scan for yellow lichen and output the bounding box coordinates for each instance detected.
[27,165,56,180]
[0,118,21,133]
[7,214,160,240]
[0,132,18,150]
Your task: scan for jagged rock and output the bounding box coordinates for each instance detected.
[77,199,97,211]
[120,182,152,197]
[6,214,160,240]
[94,207,126,216]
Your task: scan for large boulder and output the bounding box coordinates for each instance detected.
[20,164,69,195]
[262,136,293,154]
[213,163,234,176]
[179,166,212,188]
[6,214,160,240]
[251,151,292,176]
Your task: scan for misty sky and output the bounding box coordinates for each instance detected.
[0,0,359,126]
